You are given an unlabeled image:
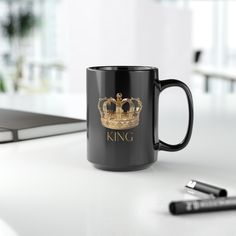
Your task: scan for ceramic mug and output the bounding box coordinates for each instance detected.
[87,66,193,171]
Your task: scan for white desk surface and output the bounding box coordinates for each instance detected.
[0,91,236,236]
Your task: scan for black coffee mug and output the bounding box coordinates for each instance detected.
[87,66,193,171]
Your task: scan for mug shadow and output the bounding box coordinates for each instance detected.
[129,158,234,186]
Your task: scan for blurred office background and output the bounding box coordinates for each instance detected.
[0,0,235,94]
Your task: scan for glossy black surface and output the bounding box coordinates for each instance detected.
[87,66,193,171]
[186,180,227,197]
[169,197,236,215]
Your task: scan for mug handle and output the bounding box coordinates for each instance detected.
[154,79,194,152]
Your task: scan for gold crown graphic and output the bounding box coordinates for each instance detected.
[98,93,142,130]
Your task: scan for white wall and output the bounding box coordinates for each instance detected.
[65,0,191,93]
[134,1,192,81]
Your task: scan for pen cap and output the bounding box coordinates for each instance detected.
[186,180,227,197]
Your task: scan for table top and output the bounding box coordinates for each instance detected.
[0,91,236,236]
[193,65,236,80]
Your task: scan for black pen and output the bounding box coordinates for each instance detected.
[169,196,236,215]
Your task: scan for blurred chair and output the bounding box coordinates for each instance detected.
[193,50,202,64]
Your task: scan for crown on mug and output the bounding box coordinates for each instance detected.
[98,93,142,130]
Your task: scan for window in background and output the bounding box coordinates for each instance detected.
[188,0,228,66]
[161,0,236,67]
[226,1,236,66]
[0,3,8,59]
[0,0,66,94]
[189,1,214,65]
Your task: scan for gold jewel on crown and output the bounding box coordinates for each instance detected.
[98,93,142,130]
